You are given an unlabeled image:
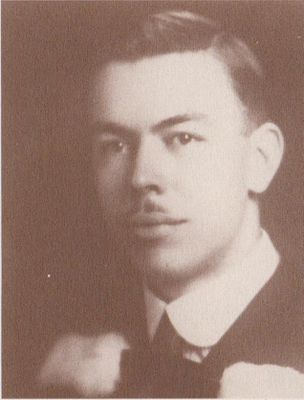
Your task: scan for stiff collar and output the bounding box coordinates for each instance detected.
[144,230,280,348]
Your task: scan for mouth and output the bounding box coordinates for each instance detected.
[128,213,188,240]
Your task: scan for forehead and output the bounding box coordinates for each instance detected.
[91,51,245,128]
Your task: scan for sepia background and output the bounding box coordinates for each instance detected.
[2,1,304,397]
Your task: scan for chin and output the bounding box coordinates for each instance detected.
[131,245,210,283]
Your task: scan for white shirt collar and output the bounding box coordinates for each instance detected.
[144,230,280,347]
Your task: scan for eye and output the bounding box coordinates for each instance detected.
[107,140,126,153]
[176,133,194,145]
[166,132,204,147]
[97,138,128,154]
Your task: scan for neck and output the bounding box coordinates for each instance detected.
[146,201,262,303]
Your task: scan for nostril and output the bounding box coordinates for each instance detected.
[130,161,160,191]
[132,183,162,196]
[130,138,165,193]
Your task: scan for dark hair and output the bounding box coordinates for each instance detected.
[95,10,269,125]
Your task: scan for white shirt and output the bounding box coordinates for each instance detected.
[144,230,280,350]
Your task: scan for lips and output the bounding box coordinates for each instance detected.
[128,212,187,240]
[131,213,187,226]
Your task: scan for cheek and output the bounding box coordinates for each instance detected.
[95,165,127,211]
[181,146,249,212]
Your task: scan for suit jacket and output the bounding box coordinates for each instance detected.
[36,260,304,398]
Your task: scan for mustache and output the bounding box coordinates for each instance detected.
[124,197,188,226]
[130,196,168,214]
[142,198,166,213]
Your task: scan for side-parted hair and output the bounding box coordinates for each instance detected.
[95,10,269,125]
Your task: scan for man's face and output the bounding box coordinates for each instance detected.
[91,51,253,283]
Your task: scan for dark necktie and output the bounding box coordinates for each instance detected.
[151,311,177,356]
[118,313,220,397]
[153,312,211,362]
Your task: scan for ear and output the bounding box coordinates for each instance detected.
[247,122,284,194]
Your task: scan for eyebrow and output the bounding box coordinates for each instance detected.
[91,121,136,137]
[92,113,206,136]
[151,113,207,132]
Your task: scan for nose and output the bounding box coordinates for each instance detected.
[131,136,166,194]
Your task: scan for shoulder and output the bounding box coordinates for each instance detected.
[247,260,303,369]
[211,260,304,373]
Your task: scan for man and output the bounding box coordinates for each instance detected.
[39,10,304,397]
